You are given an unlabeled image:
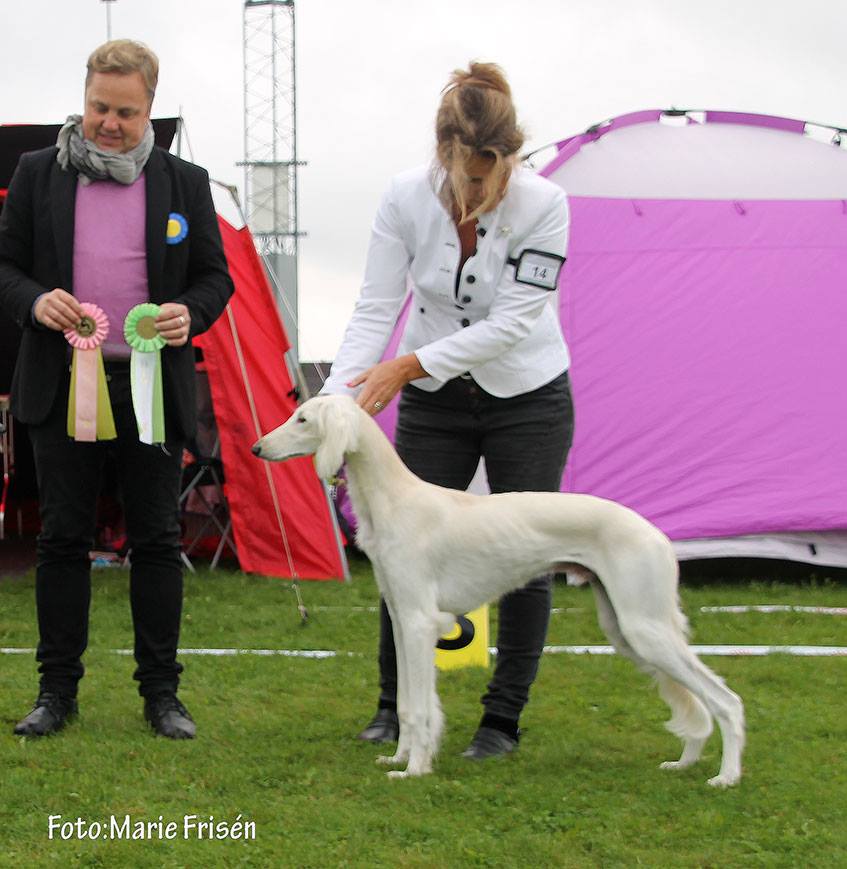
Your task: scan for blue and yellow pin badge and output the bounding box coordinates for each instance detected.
[166,212,188,245]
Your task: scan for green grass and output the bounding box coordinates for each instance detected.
[1,557,845,868]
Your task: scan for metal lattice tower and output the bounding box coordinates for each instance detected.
[242,0,303,357]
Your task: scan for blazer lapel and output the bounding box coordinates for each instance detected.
[144,148,170,301]
[50,162,78,293]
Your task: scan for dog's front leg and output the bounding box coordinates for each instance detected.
[385,610,440,779]
[376,598,411,768]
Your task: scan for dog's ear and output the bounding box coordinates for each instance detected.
[313,398,360,480]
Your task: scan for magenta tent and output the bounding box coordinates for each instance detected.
[537,109,847,566]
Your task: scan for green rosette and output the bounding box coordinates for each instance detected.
[124,303,167,445]
[124,303,168,353]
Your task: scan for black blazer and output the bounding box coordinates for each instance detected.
[0,146,234,438]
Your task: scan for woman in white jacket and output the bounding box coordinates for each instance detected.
[322,62,574,758]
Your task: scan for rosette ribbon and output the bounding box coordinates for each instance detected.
[64,303,117,442]
[124,303,167,445]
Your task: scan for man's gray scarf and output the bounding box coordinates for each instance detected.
[56,114,153,185]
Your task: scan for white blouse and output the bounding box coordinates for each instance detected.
[323,164,571,398]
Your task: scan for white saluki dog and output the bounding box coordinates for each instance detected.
[252,395,745,787]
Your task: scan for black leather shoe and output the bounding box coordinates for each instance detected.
[144,693,196,739]
[356,707,399,743]
[461,726,518,760]
[14,692,78,737]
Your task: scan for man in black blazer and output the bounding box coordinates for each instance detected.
[0,40,234,738]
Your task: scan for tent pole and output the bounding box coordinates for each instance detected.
[210,177,310,400]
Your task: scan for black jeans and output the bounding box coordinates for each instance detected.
[27,364,185,699]
[376,371,574,725]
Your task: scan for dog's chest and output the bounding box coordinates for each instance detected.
[353,513,390,561]
[354,524,377,557]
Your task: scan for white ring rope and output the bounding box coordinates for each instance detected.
[2,645,845,657]
[699,605,847,615]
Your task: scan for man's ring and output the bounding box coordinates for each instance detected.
[178,315,186,327]
[373,400,384,410]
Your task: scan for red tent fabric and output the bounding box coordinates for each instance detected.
[193,217,346,580]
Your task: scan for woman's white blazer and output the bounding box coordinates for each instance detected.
[323,165,570,398]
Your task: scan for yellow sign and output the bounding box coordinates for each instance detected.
[435,605,490,671]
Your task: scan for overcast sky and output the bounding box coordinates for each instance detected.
[2,0,845,360]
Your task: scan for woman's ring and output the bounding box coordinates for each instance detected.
[373,400,384,410]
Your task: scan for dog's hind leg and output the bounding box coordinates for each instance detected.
[617,616,745,787]
[590,579,715,778]
[589,577,641,663]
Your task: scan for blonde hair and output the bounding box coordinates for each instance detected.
[435,62,524,222]
[85,39,159,103]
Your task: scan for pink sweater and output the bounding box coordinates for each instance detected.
[73,175,149,359]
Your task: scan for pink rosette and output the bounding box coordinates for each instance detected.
[64,302,109,350]
[64,303,116,442]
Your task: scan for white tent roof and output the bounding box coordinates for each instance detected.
[537,111,847,199]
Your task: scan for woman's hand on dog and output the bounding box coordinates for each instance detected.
[349,354,427,415]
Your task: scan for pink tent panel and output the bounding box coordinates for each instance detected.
[559,196,847,539]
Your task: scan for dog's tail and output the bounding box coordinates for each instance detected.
[656,673,713,742]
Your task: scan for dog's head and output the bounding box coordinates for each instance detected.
[252,394,361,479]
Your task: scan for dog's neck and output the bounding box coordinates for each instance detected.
[343,412,418,547]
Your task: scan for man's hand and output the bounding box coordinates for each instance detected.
[155,303,191,347]
[349,353,427,415]
[33,289,85,332]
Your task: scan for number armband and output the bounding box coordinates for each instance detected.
[508,249,566,291]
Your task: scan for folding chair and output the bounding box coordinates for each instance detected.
[177,362,237,570]
[179,435,237,571]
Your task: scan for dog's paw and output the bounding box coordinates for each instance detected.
[376,754,404,766]
[660,759,696,771]
[707,772,740,788]
[386,766,430,779]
